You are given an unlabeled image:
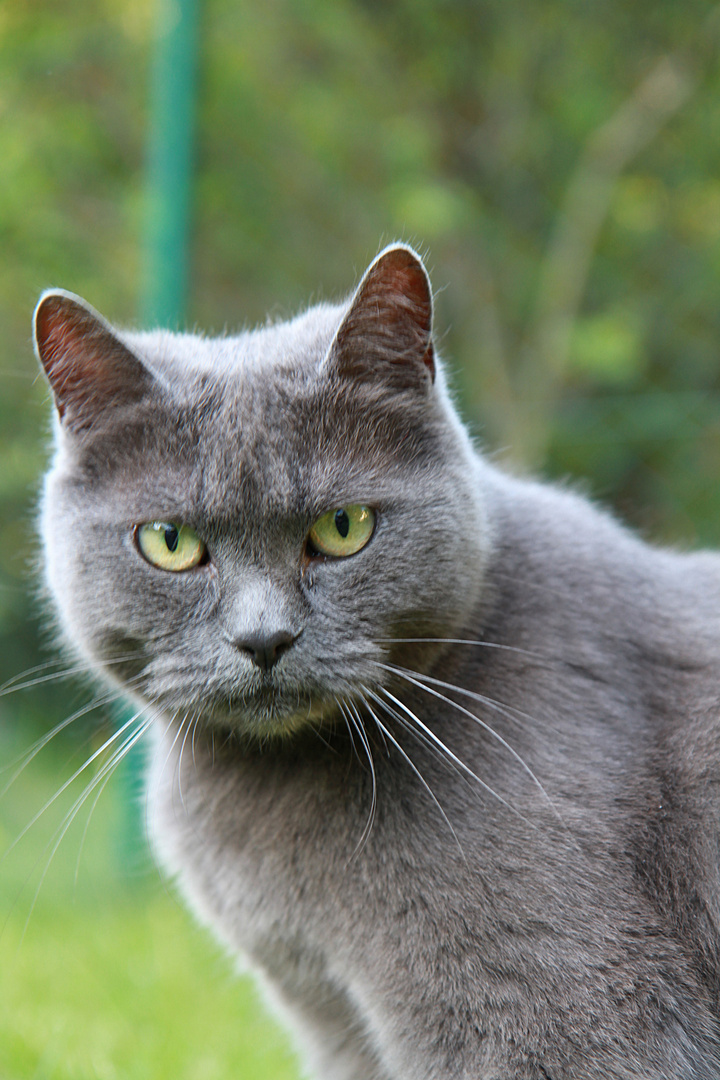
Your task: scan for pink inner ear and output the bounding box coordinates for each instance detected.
[34,292,152,428]
[36,297,94,418]
[375,249,433,331]
[334,246,435,386]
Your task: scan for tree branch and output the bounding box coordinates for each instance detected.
[508,55,696,468]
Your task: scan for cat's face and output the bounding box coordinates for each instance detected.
[36,246,489,739]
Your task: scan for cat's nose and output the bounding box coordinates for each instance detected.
[236,630,297,671]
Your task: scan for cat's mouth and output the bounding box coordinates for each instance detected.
[127,646,371,740]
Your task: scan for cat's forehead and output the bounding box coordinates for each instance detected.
[116,302,421,522]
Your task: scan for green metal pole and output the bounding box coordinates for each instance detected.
[143,0,200,328]
[116,0,200,870]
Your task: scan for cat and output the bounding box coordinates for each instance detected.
[33,243,720,1079]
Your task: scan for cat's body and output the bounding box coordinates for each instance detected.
[34,246,720,1078]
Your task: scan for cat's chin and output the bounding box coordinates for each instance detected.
[197,692,337,742]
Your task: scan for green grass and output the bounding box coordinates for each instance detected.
[0,725,302,1080]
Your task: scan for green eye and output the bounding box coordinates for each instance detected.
[308,505,375,558]
[137,522,206,572]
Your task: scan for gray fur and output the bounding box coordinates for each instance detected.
[35,245,720,1077]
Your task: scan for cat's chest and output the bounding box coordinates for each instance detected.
[145,716,720,1077]
[147,727,386,967]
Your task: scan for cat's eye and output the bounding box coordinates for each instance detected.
[136,522,206,572]
[307,505,375,558]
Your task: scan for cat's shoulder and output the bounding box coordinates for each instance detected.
[482,463,720,637]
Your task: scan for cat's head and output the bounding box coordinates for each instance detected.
[35,245,490,739]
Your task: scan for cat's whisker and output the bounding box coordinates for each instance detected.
[374,685,537,830]
[143,710,182,845]
[4,711,150,940]
[3,710,146,860]
[367,705,390,758]
[190,713,201,769]
[0,688,125,796]
[366,687,512,847]
[390,661,556,777]
[310,714,337,755]
[373,659,536,734]
[387,664,564,738]
[19,715,153,943]
[377,656,539,768]
[336,696,363,773]
[347,700,378,857]
[176,712,195,811]
[72,762,117,891]
[364,686,474,794]
[337,699,377,857]
[377,661,552,798]
[0,652,147,699]
[170,709,190,798]
[0,656,82,693]
[375,637,544,661]
[361,689,466,861]
[71,707,154,889]
[156,710,193,812]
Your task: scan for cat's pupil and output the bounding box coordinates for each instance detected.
[164,526,179,553]
[334,510,350,538]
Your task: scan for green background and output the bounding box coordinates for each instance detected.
[2,0,720,1076]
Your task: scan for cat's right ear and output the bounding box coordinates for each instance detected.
[34,290,156,434]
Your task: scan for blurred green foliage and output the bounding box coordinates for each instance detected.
[2,0,720,1073]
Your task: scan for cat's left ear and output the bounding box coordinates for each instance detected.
[34,290,156,434]
[332,244,434,390]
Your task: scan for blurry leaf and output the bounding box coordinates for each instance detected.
[675,179,720,243]
[390,180,471,238]
[611,175,668,234]
[570,309,646,386]
[380,114,436,173]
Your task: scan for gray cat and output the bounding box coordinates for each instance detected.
[34,245,720,1078]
